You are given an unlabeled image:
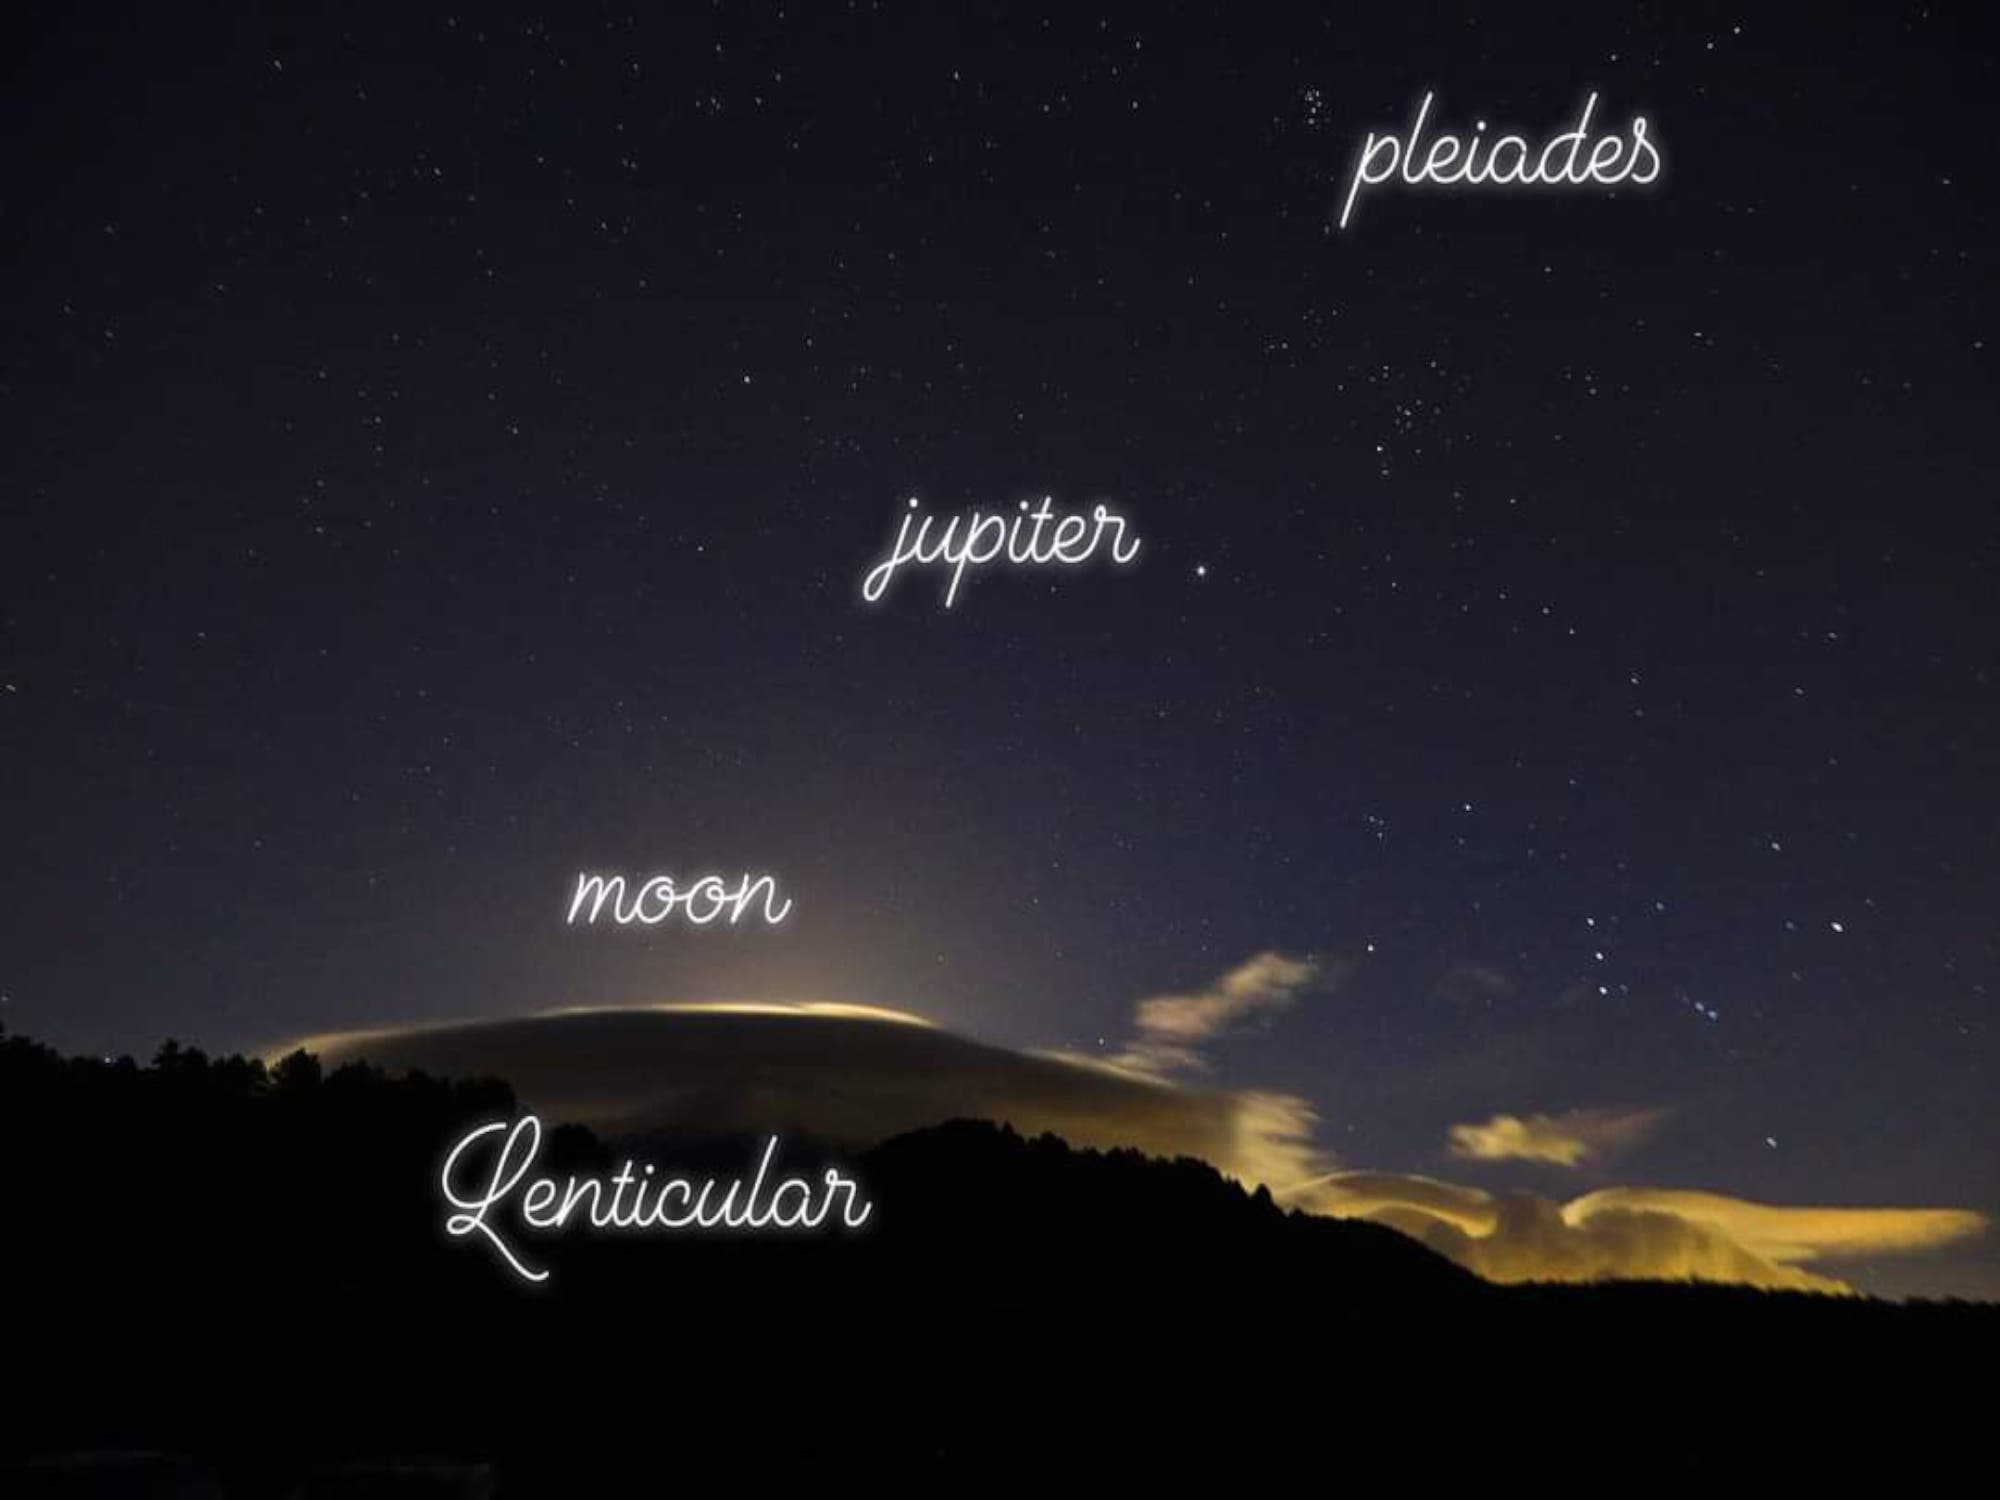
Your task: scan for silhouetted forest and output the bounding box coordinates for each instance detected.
[2,1026,1989,1494]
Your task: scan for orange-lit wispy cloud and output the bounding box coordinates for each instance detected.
[1111,949,1327,1076]
[1282,1171,1984,1293]
[1448,1106,1668,1167]
[1068,953,1984,1291]
[281,961,1986,1294]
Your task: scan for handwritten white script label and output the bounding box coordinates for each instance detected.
[566,871,792,927]
[1339,91,1662,230]
[441,1116,873,1283]
[862,494,1141,609]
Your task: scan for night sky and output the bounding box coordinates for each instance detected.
[4,2,1995,1297]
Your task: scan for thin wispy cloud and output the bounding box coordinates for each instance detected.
[1449,1107,1668,1168]
[1113,950,1326,1076]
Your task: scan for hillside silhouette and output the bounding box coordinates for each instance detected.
[2,1027,1989,1493]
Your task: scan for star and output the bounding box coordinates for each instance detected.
[1194,563,1208,579]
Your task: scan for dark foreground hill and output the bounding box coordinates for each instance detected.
[1,1029,1991,1493]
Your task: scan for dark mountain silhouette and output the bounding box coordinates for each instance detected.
[1,1026,1989,1493]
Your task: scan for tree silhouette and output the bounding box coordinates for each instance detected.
[0,1023,1989,1492]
